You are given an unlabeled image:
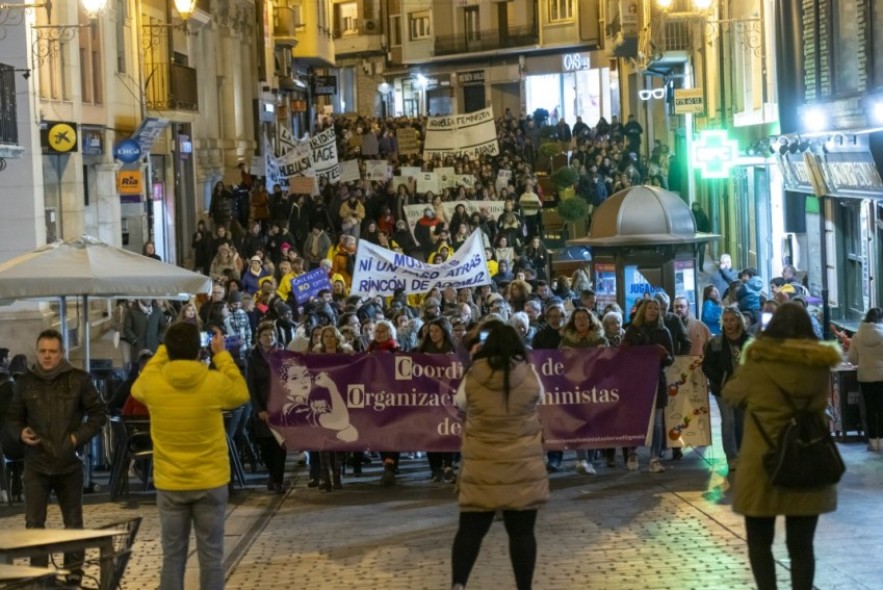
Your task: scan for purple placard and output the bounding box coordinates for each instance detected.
[290,268,333,304]
[266,347,661,452]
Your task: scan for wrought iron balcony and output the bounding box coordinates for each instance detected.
[433,25,539,57]
[145,63,199,112]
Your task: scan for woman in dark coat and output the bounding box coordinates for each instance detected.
[622,298,674,473]
[246,321,287,492]
[722,302,841,590]
[191,220,214,275]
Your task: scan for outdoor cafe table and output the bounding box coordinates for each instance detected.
[0,563,62,586]
[0,529,122,590]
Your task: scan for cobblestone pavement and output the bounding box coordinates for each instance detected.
[3,440,879,590]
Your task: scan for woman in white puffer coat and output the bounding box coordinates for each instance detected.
[847,307,883,451]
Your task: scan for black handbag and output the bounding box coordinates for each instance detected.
[750,387,845,489]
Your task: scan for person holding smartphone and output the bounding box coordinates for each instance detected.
[450,321,548,590]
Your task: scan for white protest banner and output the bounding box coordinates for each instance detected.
[402,200,506,237]
[416,172,439,195]
[455,174,476,188]
[338,159,362,183]
[423,107,500,160]
[264,134,283,192]
[278,126,297,156]
[310,127,339,182]
[401,166,422,179]
[365,160,390,181]
[351,229,490,295]
[663,357,712,448]
[397,127,419,155]
[276,141,312,179]
[436,166,456,188]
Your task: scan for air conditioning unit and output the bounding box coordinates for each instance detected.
[363,18,379,34]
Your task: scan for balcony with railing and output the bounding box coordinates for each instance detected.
[145,62,199,112]
[433,25,539,57]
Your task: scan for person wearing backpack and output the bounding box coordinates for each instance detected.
[722,302,842,590]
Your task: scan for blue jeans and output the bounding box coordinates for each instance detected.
[650,408,665,459]
[157,485,228,590]
[714,394,744,461]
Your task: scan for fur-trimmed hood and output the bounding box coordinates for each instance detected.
[742,337,842,368]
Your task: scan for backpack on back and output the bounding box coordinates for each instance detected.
[751,389,845,489]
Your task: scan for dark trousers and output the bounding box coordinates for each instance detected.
[427,452,454,474]
[859,381,883,438]
[745,515,818,590]
[23,465,85,571]
[256,436,287,486]
[451,509,537,590]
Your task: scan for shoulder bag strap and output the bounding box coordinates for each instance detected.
[750,411,776,449]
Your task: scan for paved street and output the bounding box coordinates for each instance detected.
[1,438,880,590]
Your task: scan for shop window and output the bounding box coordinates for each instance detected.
[832,0,859,96]
[409,10,431,40]
[549,0,573,23]
[390,15,402,46]
[338,2,357,35]
[839,202,865,320]
[465,6,479,42]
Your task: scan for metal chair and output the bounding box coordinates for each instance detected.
[108,417,153,501]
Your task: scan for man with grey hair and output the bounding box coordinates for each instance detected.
[653,291,691,355]
[524,299,543,329]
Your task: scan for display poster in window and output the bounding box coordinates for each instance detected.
[594,263,617,311]
[623,265,664,318]
[674,260,697,317]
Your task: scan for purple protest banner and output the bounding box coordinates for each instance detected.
[290,268,332,304]
[266,347,661,452]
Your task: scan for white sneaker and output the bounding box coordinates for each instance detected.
[575,460,596,475]
[626,453,638,471]
[649,459,666,473]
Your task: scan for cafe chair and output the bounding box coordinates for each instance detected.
[52,517,141,590]
[1,453,24,506]
[108,417,153,501]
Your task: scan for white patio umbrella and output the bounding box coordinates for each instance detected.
[0,234,212,368]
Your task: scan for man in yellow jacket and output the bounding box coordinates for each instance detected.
[132,322,249,590]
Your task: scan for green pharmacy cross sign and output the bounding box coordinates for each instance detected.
[693,130,739,179]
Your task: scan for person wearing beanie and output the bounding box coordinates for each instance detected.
[242,255,270,295]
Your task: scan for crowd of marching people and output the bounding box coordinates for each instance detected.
[0,110,852,590]
[1,110,822,498]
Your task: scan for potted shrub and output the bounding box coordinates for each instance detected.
[554,168,588,239]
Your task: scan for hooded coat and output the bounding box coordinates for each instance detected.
[722,337,842,517]
[455,358,549,512]
[132,346,249,491]
[847,321,883,383]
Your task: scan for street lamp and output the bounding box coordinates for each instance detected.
[29,0,108,66]
[143,0,197,51]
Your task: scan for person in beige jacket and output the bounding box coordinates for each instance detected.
[450,321,549,590]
